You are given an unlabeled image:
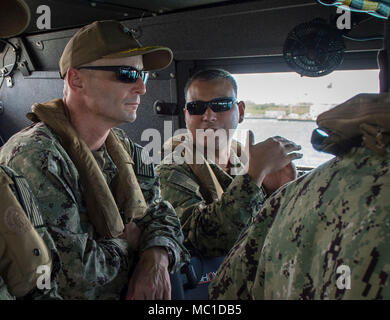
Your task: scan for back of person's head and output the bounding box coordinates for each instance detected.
[184,68,238,98]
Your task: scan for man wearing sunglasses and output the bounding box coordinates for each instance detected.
[156,68,302,258]
[0,20,189,300]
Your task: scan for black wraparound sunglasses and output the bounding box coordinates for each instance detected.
[77,65,149,84]
[184,97,237,115]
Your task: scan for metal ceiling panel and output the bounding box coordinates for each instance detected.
[80,0,235,12]
[22,0,259,34]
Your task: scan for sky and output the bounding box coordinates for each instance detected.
[233,69,380,107]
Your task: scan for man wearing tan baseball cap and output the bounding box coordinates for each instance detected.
[59,20,173,77]
[0,20,189,300]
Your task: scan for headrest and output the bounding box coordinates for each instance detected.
[0,0,30,38]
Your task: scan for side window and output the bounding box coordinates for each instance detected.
[233,69,379,168]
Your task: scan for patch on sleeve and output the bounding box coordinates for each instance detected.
[0,167,45,228]
[168,169,199,193]
[13,176,45,228]
[133,144,155,178]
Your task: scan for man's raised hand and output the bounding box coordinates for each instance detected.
[245,130,302,187]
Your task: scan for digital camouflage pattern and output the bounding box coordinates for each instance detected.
[156,147,266,257]
[0,276,13,300]
[0,122,189,299]
[209,143,390,299]
[0,165,61,300]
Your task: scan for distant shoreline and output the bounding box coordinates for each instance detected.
[245,117,315,122]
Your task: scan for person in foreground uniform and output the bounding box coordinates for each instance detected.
[0,20,190,300]
[209,93,390,299]
[209,93,390,300]
[0,0,61,301]
[156,69,302,257]
[209,21,390,300]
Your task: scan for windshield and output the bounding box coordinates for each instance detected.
[232,69,380,168]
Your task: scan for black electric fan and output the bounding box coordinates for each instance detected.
[283,19,345,77]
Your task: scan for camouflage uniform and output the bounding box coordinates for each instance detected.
[0,122,189,300]
[0,277,13,300]
[156,147,266,257]
[209,142,390,299]
[0,165,61,300]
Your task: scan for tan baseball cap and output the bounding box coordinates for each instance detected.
[0,0,31,38]
[59,20,173,78]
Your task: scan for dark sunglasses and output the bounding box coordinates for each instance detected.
[77,65,149,84]
[184,97,237,115]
